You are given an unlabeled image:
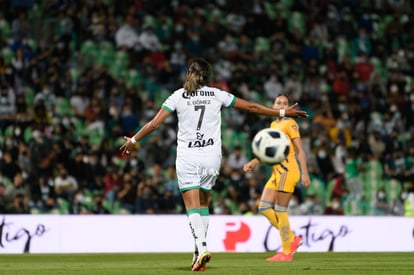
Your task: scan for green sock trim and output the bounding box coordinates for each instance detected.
[200,207,209,216]
[187,208,201,216]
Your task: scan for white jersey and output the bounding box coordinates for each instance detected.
[161,86,236,158]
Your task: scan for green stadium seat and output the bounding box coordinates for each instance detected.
[80,40,98,67]
[154,89,170,106]
[125,69,143,88]
[96,41,115,67]
[369,56,386,78]
[288,11,306,34]
[324,178,336,206]
[344,197,370,215]
[119,208,131,214]
[2,47,14,65]
[279,0,294,11]
[254,37,270,53]
[384,178,401,202]
[264,2,278,20]
[55,97,74,116]
[89,128,103,147]
[0,19,11,39]
[96,48,115,68]
[24,126,33,143]
[360,159,384,202]
[24,87,35,106]
[4,125,13,138]
[28,3,44,19]
[111,200,121,214]
[70,67,80,83]
[30,208,41,214]
[306,175,326,207]
[336,37,351,62]
[1,177,12,187]
[58,198,70,214]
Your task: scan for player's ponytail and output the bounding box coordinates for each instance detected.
[184,58,211,95]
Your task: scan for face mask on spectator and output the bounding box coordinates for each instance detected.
[62,118,70,126]
[175,25,183,32]
[318,150,327,158]
[22,172,28,180]
[332,202,340,209]
[378,192,386,200]
[338,103,347,112]
[76,194,85,203]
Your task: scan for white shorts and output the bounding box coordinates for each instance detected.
[176,154,221,192]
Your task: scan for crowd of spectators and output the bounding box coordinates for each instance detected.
[0,0,413,216]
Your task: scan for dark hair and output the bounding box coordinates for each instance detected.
[184,58,211,93]
[275,93,289,99]
[273,93,290,104]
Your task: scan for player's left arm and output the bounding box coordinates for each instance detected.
[292,136,311,188]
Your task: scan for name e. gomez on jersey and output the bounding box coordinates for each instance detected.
[161,86,236,156]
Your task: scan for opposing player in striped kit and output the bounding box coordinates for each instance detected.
[243,94,311,261]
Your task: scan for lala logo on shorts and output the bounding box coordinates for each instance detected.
[223,221,251,251]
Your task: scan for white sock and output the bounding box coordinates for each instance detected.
[200,207,209,238]
[187,208,207,255]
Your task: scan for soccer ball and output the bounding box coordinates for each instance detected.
[251,128,290,165]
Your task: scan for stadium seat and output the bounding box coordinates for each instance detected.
[70,67,80,83]
[28,2,44,19]
[125,69,143,88]
[288,11,306,34]
[0,18,10,39]
[96,41,115,67]
[3,125,13,138]
[369,56,386,78]
[89,128,103,147]
[254,37,270,53]
[306,175,326,207]
[384,179,401,202]
[276,0,293,18]
[58,198,70,214]
[1,47,14,65]
[24,87,35,106]
[344,197,370,215]
[336,37,351,62]
[23,126,33,143]
[79,40,98,67]
[360,159,384,202]
[55,97,74,117]
[154,89,170,106]
[324,178,336,206]
[30,208,41,214]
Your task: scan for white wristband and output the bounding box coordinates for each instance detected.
[130,136,137,144]
[279,109,285,117]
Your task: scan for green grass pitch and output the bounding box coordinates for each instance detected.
[0,252,413,274]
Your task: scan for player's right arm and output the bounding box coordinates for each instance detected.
[120,108,170,156]
[243,158,260,173]
[233,97,307,118]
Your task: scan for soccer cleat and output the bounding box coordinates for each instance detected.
[191,251,199,268]
[192,251,211,272]
[290,235,303,255]
[266,252,293,262]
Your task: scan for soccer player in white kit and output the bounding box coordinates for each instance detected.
[120,58,307,271]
